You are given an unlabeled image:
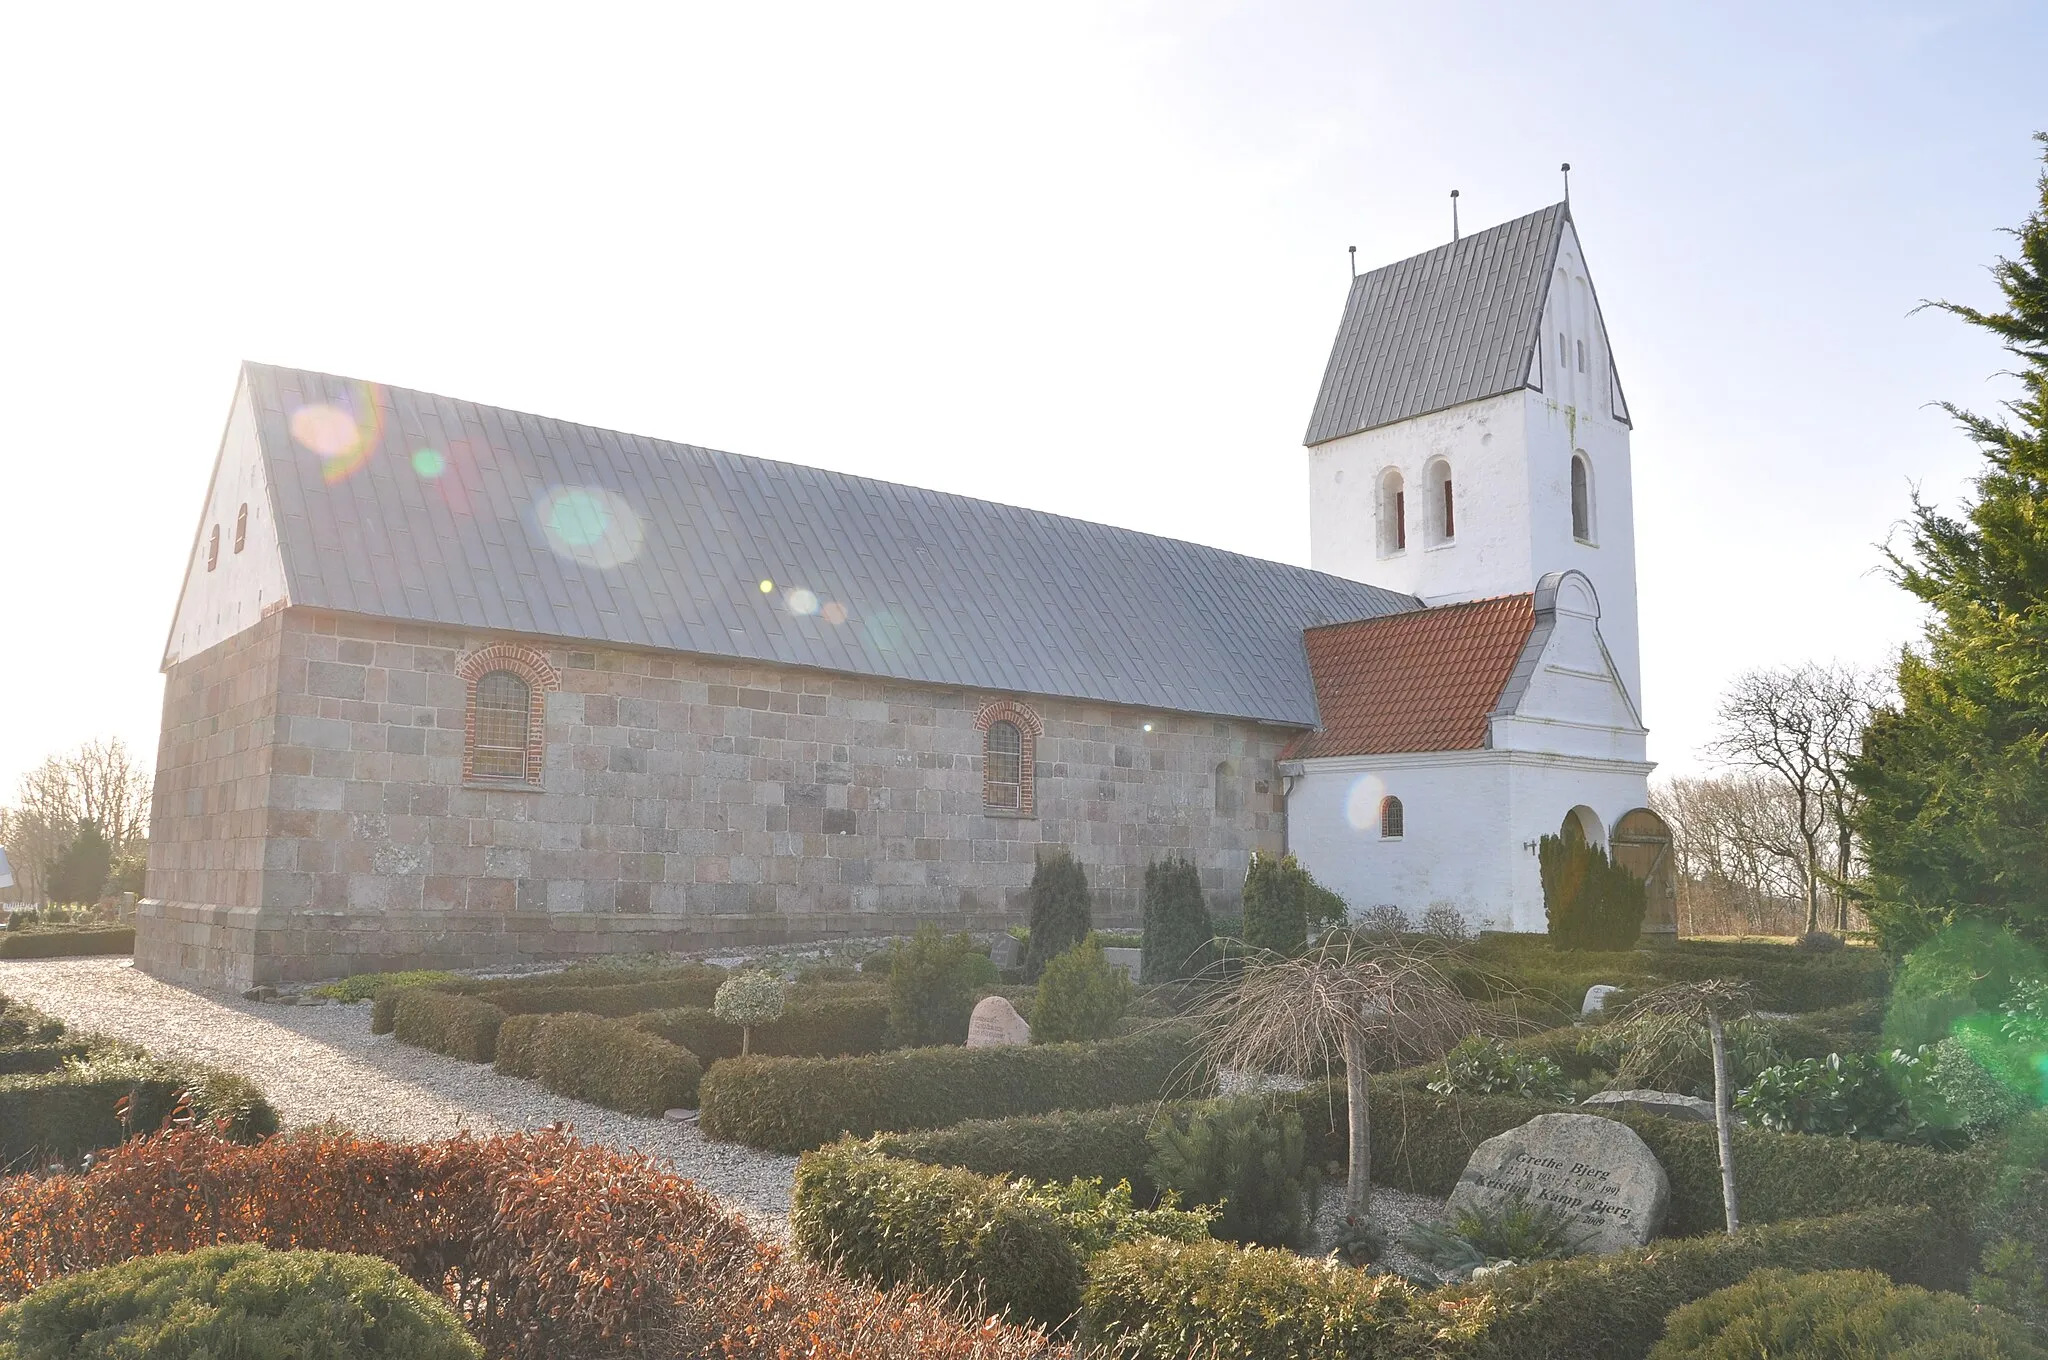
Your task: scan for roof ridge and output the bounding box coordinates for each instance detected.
[1301,590,1532,635]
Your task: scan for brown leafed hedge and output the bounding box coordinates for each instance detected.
[0,1128,1062,1360]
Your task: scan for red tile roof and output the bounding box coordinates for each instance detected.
[1286,593,1536,758]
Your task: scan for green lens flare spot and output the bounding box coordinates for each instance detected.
[411,447,447,478]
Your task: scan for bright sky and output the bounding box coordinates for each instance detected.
[1,2,2041,797]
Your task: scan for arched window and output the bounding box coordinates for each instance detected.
[1214,761,1240,817]
[1380,795,1404,840]
[1423,457,1454,545]
[1557,331,1567,368]
[472,671,532,779]
[976,699,1042,816]
[234,503,248,553]
[1570,452,1594,543]
[1576,338,1586,373]
[1378,468,1406,556]
[985,721,1022,809]
[206,525,220,572]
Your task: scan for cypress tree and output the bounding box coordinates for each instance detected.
[1242,850,1307,955]
[1853,135,2048,950]
[1141,856,1213,982]
[1024,848,1092,979]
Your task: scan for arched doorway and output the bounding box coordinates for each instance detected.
[1612,807,1678,947]
[1561,805,1606,847]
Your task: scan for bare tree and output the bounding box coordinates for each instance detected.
[1193,938,1485,1214]
[0,739,153,904]
[1708,664,1880,936]
[67,739,153,853]
[1654,773,1823,935]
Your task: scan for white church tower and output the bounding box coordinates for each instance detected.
[1303,202,1642,711]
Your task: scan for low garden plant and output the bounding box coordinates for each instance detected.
[1031,936,1131,1044]
[1647,1267,2044,1360]
[886,925,997,1046]
[311,970,459,1003]
[1146,1099,1311,1249]
[1428,1035,1574,1102]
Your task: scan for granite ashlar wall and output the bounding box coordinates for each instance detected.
[138,609,1292,989]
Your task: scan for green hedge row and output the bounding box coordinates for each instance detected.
[0,1064,279,1169]
[466,964,728,1015]
[874,1103,1163,1204]
[698,1026,1203,1152]
[0,926,135,959]
[791,1141,1085,1328]
[391,990,503,1063]
[0,996,66,1046]
[494,1012,702,1116]
[630,992,893,1061]
[1645,949,1891,1013]
[0,1040,92,1076]
[1076,1205,1953,1360]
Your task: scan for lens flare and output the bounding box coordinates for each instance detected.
[411,447,447,479]
[1343,774,1389,832]
[288,383,385,484]
[537,486,644,569]
[759,579,774,594]
[864,609,905,653]
[787,588,820,616]
[820,601,848,626]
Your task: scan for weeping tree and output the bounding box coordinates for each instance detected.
[1194,937,1485,1214]
[1619,979,1758,1233]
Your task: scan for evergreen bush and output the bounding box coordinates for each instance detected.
[1146,1098,1310,1248]
[0,1244,481,1360]
[1140,857,1212,983]
[493,1011,702,1114]
[391,989,504,1062]
[630,992,893,1061]
[886,925,996,1046]
[1031,936,1132,1044]
[1241,851,1307,954]
[1025,849,1093,979]
[1541,829,1648,950]
[1647,1267,2044,1359]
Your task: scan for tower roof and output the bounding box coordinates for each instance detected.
[209,363,1420,724]
[1305,202,1571,445]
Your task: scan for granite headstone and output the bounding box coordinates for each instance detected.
[1446,1112,1670,1253]
[1581,984,1622,1016]
[966,995,1031,1048]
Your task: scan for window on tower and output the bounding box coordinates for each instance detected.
[1571,452,1595,544]
[1378,468,1406,556]
[1423,457,1454,545]
[1576,339,1587,373]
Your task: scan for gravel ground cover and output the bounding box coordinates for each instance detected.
[0,957,798,1234]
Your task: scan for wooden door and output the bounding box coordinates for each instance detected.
[1611,807,1678,946]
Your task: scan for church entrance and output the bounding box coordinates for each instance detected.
[1611,807,1678,946]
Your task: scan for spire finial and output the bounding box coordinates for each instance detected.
[1348,244,1356,279]
[1450,188,1461,242]
[1561,162,1572,205]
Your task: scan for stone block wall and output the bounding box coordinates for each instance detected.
[138,608,1292,988]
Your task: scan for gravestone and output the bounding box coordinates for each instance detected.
[1581,984,1622,1016]
[966,995,1031,1048]
[1580,1089,1717,1124]
[990,935,1023,970]
[1446,1112,1669,1254]
[1102,946,1143,982]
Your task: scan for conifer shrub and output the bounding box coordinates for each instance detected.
[0,1244,481,1359]
[1031,936,1132,1044]
[1241,850,1307,954]
[1025,849,1093,979]
[1647,1267,2043,1360]
[1146,1098,1310,1248]
[697,1026,1201,1152]
[390,989,503,1063]
[885,925,997,1046]
[494,1012,702,1114]
[1541,829,1648,950]
[1140,856,1212,984]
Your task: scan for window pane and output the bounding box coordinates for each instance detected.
[474,670,530,778]
[1381,796,1403,838]
[986,720,1021,806]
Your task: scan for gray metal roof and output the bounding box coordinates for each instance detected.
[1305,202,1568,446]
[244,363,1419,725]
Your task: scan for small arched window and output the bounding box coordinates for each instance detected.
[1378,468,1406,556]
[234,503,249,553]
[1214,761,1240,817]
[472,670,532,779]
[1576,339,1586,373]
[206,525,220,572]
[1380,796,1404,840]
[1557,331,1567,368]
[1423,458,1454,545]
[984,720,1023,809]
[1570,453,1594,543]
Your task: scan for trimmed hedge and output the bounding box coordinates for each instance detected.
[1647,947,1892,1013]
[1647,1266,2045,1360]
[494,1012,702,1115]
[0,926,134,959]
[792,1142,1086,1328]
[630,992,893,1062]
[874,1103,1164,1204]
[0,1062,279,1169]
[0,1041,91,1077]
[391,990,504,1063]
[0,998,65,1047]
[468,963,728,1014]
[0,1243,481,1359]
[698,1026,1203,1152]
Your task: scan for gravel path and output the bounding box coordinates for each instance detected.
[0,958,798,1235]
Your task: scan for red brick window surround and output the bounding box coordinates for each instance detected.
[975,699,1042,817]
[458,643,560,786]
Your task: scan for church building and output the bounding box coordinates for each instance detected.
[138,201,1667,992]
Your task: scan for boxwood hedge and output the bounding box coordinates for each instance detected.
[630,991,892,1061]
[494,1012,702,1115]
[698,1025,1203,1152]
[391,990,504,1063]
[874,1103,1165,1203]
[0,926,135,959]
[0,1060,279,1169]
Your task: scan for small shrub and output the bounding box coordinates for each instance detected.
[1025,849,1093,980]
[0,1048,279,1168]
[1795,930,1846,953]
[886,925,997,1046]
[391,990,503,1062]
[1647,1267,2044,1359]
[1427,1035,1575,1102]
[698,1026,1200,1152]
[1420,902,1470,941]
[0,998,64,1048]
[1140,857,1212,984]
[712,969,786,1054]
[1974,1238,2048,1343]
[0,1243,481,1359]
[1146,1098,1310,1249]
[494,1012,701,1114]
[1241,851,1323,955]
[1737,1051,1914,1140]
[1356,904,1409,937]
[1910,1036,2030,1136]
[311,970,459,1003]
[1031,937,1132,1044]
[1403,1196,1590,1280]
